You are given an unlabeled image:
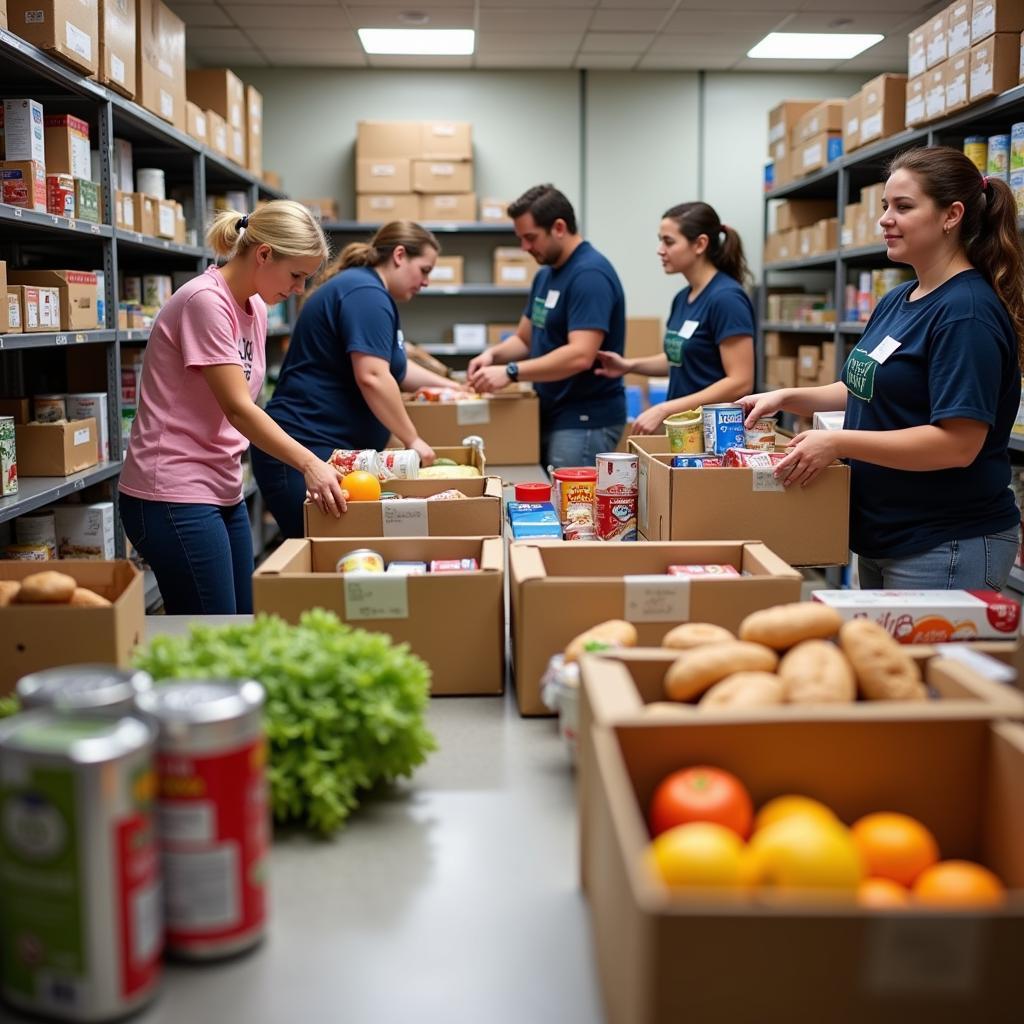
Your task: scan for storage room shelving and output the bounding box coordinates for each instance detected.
[0,27,285,607]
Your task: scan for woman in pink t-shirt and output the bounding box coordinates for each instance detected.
[119,200,347,614]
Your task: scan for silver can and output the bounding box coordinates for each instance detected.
[0,711,162,1022]
[135,680,269,959]
[744,416,778,451]
[17,665,154,715]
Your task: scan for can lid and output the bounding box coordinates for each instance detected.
[17,665,153,712]
[551,467,597,481]
[0,709,154,762]
[515,482,552,500]
[135,679,265,726]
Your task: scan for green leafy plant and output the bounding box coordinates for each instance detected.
[0,695,20,720]
[134,610,437,835]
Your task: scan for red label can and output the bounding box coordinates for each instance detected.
[595,491,637,542]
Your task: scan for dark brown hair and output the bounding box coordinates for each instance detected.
[662,201,750,285]
[338,220,439,270]
[888,146,1024,366]
[508,184,578,234]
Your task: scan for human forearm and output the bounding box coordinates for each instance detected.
[488,336,531,364]
[777,382,849,416]
[401,361,453,391]
[834,424,982,470]
[359,374,420,446]
[518,345,596,383]
[631,354,671,376]
[226,404,322,474]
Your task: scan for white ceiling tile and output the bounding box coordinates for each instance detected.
[579,32,654,54]
[474,51,576,67]
[478,0,596,6]
[637,54,738,68]
[600,0,676,8]
[188,48,271,67]
[245,28,363,51]
[183,26,251,47]
[265,51,369,67]
[662,10,791,33]
[221,5,351,29]
[478,9,593,31]
[649,33,764,55]
[368,54,475,68]
[589,9,671,31]
[476,31,584,51]
[575,54,640,68]
[344,7,476,29]
[731,56,843,71]
[781,11,918,32]
[164,3,233,27]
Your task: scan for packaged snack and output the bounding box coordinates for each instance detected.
[671,454,723,468]
[335,549,385,574]
[429,558,479,572]
[723,448,787,468]
[666,564,740,577]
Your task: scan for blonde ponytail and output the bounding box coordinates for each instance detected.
[206,199,330,264]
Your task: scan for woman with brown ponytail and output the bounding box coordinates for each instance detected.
[253,221,460,538]
[595,201,755,434]
[741,146,1023,589]
[119,201,346,614]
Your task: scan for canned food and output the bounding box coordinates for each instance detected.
[744,416,778,451]
[386,561,428,575]
[964,135,987,172]
[667,564,741,578]
[17,665,154,714]
[0,415,17,497]
[379,491,400,500]
[134,680,268,960]
[551,467,597,525]
[0,710,161,1021]
[664,410,704,454]
[33,394,66,423]
[429,558,479,572]
[14,510,57,559]
[595,452,639,494]
[328,449,421,482]
[702,404,746,455]
[671,454,724,468]
[514,481,552,502]
[595,491,637,542]
[723,447,788,468]
[336,549,386,574]
[564,503,597,541]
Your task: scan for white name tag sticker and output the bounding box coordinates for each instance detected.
[456,399,491,425]
[396,329,405,349]
[869,335,901,364]
[382,498,429,537]
[343,575,409,620]
[623,575,691,623]
[544,290,560,309]
[680,320,700,339]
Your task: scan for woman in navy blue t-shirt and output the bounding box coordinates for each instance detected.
[595,201,755,434]
[252,221,462,538]
[742,147,1023,589]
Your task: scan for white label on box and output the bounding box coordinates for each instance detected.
[859,112,881,142]
[927,35,946,65]
[65,20,91,59]
[500,266,527,283]
[432,123,456,136]
[946,76,967,108]
[430,163,454,176]
[456,399,491,425]
[160,90,174,119]
[381,499,429,537]
[482,204,503,219]
[231,103,241,128]
[431,266,454,281]
[907,96,925,122]
[802,143,822,169]
[544,290,560,309]
[435,196,457,208]
[343,575,409,620]
[111,53,125,84]
[637,458,649,533]
[908,52,926,78]
[158,206,175,236]
[768,122,784,145]
[862,918,984,995]
[949,23,970,54]
[121,197,134,228]
[73,427,91,446]
[752,468,785,492]
[158,58,173,78]
[870,335,901,363]
[623,575,690,623]
[932,644,1018,683]
[971,63,992,98]
[926,86,945,117]
[371,163,396,177]
[972,6,995,41]
[196,113,207,135]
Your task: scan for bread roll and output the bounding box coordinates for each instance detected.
[839,619,926,700]
[69,587,112,607]
[664,641,779,702]
[16,571,77,604]
[698,672,786,710]
[779,640,856,704]
[739,602,844,650]
[0,580,21,607]
[564,619,638,663]
[662,622,735,650]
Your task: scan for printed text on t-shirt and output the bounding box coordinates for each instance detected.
[238,336,254,381]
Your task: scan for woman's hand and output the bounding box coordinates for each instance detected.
[774,430,839,488]
[411,437,436,466]
[594,351,634,379]
[468,365,508,394]
[632,402,670,435]
[737,389,791,428]
[466,349,495,379]
[304,458,348,517]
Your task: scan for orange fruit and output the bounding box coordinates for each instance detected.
[851,812,939,887]
[341,470,382,502]
[754,795,839,833]
[858,877,912,908]
[744,815,864,892]
[646,822,747,889]
[913,860,1006,907]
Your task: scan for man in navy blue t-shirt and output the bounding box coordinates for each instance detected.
[468,184,626,469]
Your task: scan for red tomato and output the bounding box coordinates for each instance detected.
[648,765,754,839]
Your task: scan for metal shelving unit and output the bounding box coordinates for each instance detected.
[322,220,515,234]
[761,321,835,334]
[0,462,123,524]
[0,330,117,351]
[420,284,531,297]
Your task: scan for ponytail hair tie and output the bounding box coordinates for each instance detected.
[981,175,990,191]
[237,214,249,230]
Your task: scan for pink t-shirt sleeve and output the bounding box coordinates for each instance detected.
[179,288,244,369]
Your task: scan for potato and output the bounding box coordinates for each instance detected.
[662,622,735,651]
[698,672,786,710]
[664,641,779,702]
[69,587,112,607]
[0,580,21,607]
[778,640,856,704]
[839,619,926,700]
[739,602,844,650]
[564,619,638,663]
[15,571,77,604]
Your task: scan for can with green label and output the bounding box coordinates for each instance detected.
[0,711,161,1021]
[16,666,154,715]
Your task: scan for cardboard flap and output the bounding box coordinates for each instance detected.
[508,542,548,584]
[925,657,1024,714]
[741,543,802,579]
[480,537,504,572]
[581,652,659,723]
[255,538,309,575]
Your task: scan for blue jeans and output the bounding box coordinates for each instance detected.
[119,494,254,614]
[251,445,317,540]
[543,424,625,472]
[857,527,1020,590]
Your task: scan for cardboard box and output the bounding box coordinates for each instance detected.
[0,560,145,694]
[412,159,473,194]
[207,110,228,158]
[419,193,476,222]
[112,137,133,193]
[764,355,797,389]
[245,84,262,176]
[793,100,845,144]
[303,476,503,539]
[630,435,851,566]
[774,199,836,232]
[428,255,464,286]
[9,285,49,332]
[298,197,338,222]
[136,0,186,131]
[946,51,973,110]
[763,332,801,358]
[63,393,108,462]
[98,0,135,98]
[74,179,101,223]
[0,160,45,212]
[493,247,537,287]
[926,64,948,120]
[908,23,928,78]
[797,343,822,380]
[488,323,518,346]
[8,270,97,331]
[185,68,244,130]
[127,192,156,236]
[927,7,950,66]
[0,262,7,334]
[796,131,842,175]
[766,100,818,154]
[419,120,472,160]
[1,99,45,163]
[253,536,504,696]
[859,73,907,145]
[972,0,1024,42]
[810,217,838,254]
[479,197,509,222]
[229,125,245,167]
[185,101,207,145]
[905,74,927,126]
[356,193,419,222]
[54,501,115,558]
[356,157,411,194]
[355,121,422,160]
[970,32,1021,99]
[7,0,98,75]
[44,115,91,179]
[14,418,98,476]
[841,92,861,154]
[46,173,75,218]
[5,289,23,334]
[949,0,974,54]
[154,198,175,239]
[509,540,803,716]
[583,713,1024,1024]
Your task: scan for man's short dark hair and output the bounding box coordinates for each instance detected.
[507,184,577,234]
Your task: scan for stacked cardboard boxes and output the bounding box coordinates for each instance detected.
[766,100,817,190]
[791,100,845,179]
[6,0,98,76]
[136,0,185,132]
[186,68,257,170]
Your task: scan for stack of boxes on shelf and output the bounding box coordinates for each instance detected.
[906,0,1024,128]
[764,292,834,327]
[109,138,187,245]
[842,74,907,156]
[3,501,117,562]
[767,99,844,190]
[185,68,263,177]
[763,335,837,390]
[840,182,885,251]
[763,199,836,265]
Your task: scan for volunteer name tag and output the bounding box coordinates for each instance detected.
[544,289,560,309]
[680,320,699,339]
[396,329,405,349]
[869,335,901,363]
[531,296,548,328]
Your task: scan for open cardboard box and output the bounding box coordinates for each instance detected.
[418,443,486,476]
[304,476,503,538]
[253,537,504,695]
[509,540,802,716]
[629,435,850,566]
[0,560,145,694]
[587,713,1024,1024]
[15,418,99,476]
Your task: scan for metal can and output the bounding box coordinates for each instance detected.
[33,394,67,423]
[1,415,19,497]
[723,447,788,468]
[551,467,597,525]
[378,448,421,480]
[595,491,638,542]
[386,561,428,575]
[663,410,704,454]
[671,454,724,468]
[988,133,1010,181]
[595,452,639,495]
[0,710,162,1021]
[964,135,987,172]
[336,548,386,574]
[429,558,479,572]
[14,510,58,559]
[134,680,268,960]
[17,665,154,714]
[702,403,746,455]
[744,416,778,451]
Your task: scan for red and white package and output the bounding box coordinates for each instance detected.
[723,448,788,468]
[667,564,741,578]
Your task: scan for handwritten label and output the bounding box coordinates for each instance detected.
[343,575,409,620]
[55,335,68,346]
[73,428,91,446]
[752,468,785,492]
[623,575,690,623]
[382,499,429,537]
[456,399,491,426]
[862,917,984,996]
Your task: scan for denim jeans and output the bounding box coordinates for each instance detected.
[250,445,316,540]
[543,424,625,472]
[119,493,254,614]
[857,527,1020,590]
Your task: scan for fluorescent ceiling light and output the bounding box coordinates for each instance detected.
[358,28,475,56]
[747,33,883,60]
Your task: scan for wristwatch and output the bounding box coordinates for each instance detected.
[506,362,519,381]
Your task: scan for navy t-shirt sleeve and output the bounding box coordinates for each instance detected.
[566,269,616,334]
[928,318,1005,426]
[707,289,755,344]
[337,285,396,359]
